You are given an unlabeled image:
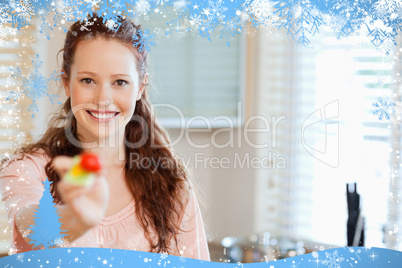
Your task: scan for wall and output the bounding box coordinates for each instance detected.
[166,127,261,242]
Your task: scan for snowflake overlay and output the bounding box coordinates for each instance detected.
[321,250,345,268]
[1,0,401,51]
[132,28,156,53]
[157,251,169,266]
[8,54,61,117]
[272,0,324,47]
[372,97,396,120]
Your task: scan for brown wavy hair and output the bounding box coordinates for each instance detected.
[16,13,191,254]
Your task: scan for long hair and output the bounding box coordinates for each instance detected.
[17,13,191,254]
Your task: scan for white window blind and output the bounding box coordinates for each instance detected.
[386,33,402,250]
[137,13,245,128]
[0,22,36,254]
[255,27,398,248]
[309,36,394,247]
[254,28,317,240]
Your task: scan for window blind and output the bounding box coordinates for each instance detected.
[386,33,402,250]
[309,36,394,247]
[254,28,317,240]
[137,12,245,128]
[255,27,397,248]
[0,22,35,254]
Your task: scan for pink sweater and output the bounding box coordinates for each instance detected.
[0,151,210,261]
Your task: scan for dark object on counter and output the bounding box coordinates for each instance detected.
[347,183,365,246]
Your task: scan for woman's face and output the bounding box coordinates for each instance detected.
[63,37,144,145]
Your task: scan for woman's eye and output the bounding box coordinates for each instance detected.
[81,78,94,84]
[115,80,128,86]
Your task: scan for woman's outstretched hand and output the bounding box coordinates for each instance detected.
[53,155,110,230]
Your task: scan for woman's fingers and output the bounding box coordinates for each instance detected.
[52,156,74,178]
[58,180,90,203]
[53,154,110,228]
[63,178,109,228]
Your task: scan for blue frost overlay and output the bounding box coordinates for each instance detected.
[372,97,396,121]
[0,247,401,267]
[0,1,401,265]
[0,0,401,50]
[8,54,61,117]
[27,178,67,249]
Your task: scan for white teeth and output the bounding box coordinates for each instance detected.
[89,112,117,119]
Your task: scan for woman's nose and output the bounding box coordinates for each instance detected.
[95,84,113,108]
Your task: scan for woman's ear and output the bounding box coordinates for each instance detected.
[136,73,148,101]
[61,70,70,97]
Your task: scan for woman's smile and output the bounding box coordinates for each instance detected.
[86,110,121,122]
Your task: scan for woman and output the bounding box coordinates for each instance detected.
[0,13,210,261]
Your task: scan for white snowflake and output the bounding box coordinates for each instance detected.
[321,250,345,268]
[246,0,279,32]
[206,0,228,20]
[83,0,101,7]
[372,97,396,120]
[248,0,275,21]
[105,19,116,29]
[327,14,345,35]
[202,8,211,17]
[188,14,204,29]
[157,251,170,267]
[135,0,151,15]
[160,251,168,259]
[9,0,33,27]
[51,0,72,17]
[173,0,188,12]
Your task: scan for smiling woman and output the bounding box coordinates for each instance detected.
[63,37,143,144]
[0,12,210,260]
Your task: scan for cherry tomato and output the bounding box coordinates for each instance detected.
[80,153,102,172]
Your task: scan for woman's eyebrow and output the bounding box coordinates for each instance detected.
[77,71,97,76]
[111,74,132,78]
[77,71,131,78]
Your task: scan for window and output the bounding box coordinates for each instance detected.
[255,26,398,248]
[137,12,246,128]
[0,22,36,254]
